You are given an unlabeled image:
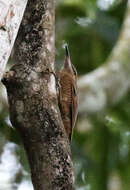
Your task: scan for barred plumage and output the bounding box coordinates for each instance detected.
[58,45,78,142]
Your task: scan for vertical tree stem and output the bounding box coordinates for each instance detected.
[2,0,75,189]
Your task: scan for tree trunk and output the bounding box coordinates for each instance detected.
[0,0,28,80]
[2,0,75,189]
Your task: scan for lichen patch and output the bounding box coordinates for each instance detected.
[48,74,56,95]
[15,100,24,113]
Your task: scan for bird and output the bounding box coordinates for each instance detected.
[58,45,78,142]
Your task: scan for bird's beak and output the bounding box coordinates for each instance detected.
[64,45,72,70]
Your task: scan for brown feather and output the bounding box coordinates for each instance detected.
[59,68,78,142]
[58,45,78,142]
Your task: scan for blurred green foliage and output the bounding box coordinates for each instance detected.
[56,0,127,74]
[0,0,130,190]
[56,0,130,190]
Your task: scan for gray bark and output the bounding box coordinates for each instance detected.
[2,0,75,190]
[0,0,28,80]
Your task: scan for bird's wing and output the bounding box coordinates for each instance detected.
[70,82,78,141]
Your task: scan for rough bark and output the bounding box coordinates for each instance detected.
[78,0,130,115]
[2,0,75,190]
[0,0,28,80]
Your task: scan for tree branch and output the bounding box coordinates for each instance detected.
[78,0,130,115]
[0,0,28,80]
[2,0,75,189]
